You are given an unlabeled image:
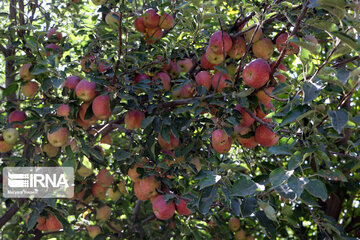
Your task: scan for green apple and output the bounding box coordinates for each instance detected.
[91,0,106,5]
[3,128,19,144]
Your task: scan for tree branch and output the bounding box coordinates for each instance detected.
[0,199,28,229]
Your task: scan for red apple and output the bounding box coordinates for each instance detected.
[92,94,112,120]
[228,36,246,60]
[242,58,271,89]
[128,163,143,183]
[276,33,299,55]
[158,132,179,151]
[57,104,70,117]
[228,217,241,232]
[124,110,145,130]
[47,28,62,41]
[79,102,98,126]
[98,61,111,73]
[145,27,163,44]
[91,182,107,201]
[168,61,180,79]
[75,79,97,102]
[97,169,114,187]
[134,182,149,201]
[177,58,193,73]
[205,47,224,65]
[211,129,229,146]
[255,87,274,106]
[45,44,61,59]
[244,27,263,43]
[255,124,279,147]
[80,56,95,73]
[201,54,215,70]
[100,134,111,145]
[9,110,27,128]
[46,214,62,231]
[21,80,39,98]
[47,127,70,147]
[153,72,171,91]
[209,31,232,54]
[252,38,274,60]
[211,71,232,92]
[180,83,196,98]
[96,205,111,221]
[195,71,212,90]
[152,195,175,220]
[159,13,174,30]
[134,16,146,33]
[19,63,34,81]
[143,9,160,28]
[212,137,232,154]
[139,176,160,199]
[235,127,257,149]
[133,73,150,84]
[235,230,247,240]
[176,198,192,215]
[0,135,14,153]
[270,61,287,83]
[234,104,255,127]
[64,75,80,90]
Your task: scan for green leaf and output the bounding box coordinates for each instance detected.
[280,105,312,126]
[269,168,292,187]
[328,109,348,134]
[3,83,18,96]
[303,81,322,104]
[31,64,48,75]
[198,172,221,190]
[160,126,171,143]
[114,149,131,160]
[141,116,155,129]
[304,179,328,201]
[331,32,360,52]
[198,186,217,215]
[231,176,258,197]
[288,176,307,198]
[27,210,39,231]
[317,169,348,182]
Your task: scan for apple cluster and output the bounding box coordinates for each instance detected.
[26,213,62,232]
[228,217,254,240]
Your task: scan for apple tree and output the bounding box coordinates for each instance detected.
[1,0,360,239]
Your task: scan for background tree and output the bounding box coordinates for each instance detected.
[0,0,360,239]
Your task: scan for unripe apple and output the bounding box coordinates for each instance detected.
[270,61,287,83]
[91,0,106,5]
[255,87,274,106]
[47,28,62,42]
[87,225,102,239]
[80,56,95,73]
[42,143,60,157]
[108,182,126,201]
[9,110,26,128]
[158,132,179,151]
[21,80,39,98]
[79,102,98,126]
[159,13,174,30]
[153,72,171,91]
[244,27,263,43]
[0,135,14,153]
[46,214,62,231]
[209,31,232,55]
[228,36,246,60]
[124,110,145,130]
[200,54,215,70]
[91,182,107,201]
[143,9,160,28]
[134,17,146,33]
[47,127,70,147]
[176,198,192,215]
[255,125,279,147]
[229,217,241,232]
[105,12,121,29]
[96,205,111,221]
[19,63,34,81]
[234,230,247,240]
[252,38,274,60]
[168,61,181,79]
[108,221,122,233]
[212,136,232,154]
[211,71,232,92]
[97,169,114,187]
[195,71,212,91]
[128,163,142,183]
[64,75,80,90]
[145,27,163,44]
[152,195,175,220]
[75,79,97,102]
[45,44,61,59]
[139,176,160,199]
[242,58,271,89]
[77,164,93,177]
[177,58,193,73]
[92,94,112,120]
[57,104,70,117]
[205,47,224,65]
[133,73,150,84]
[276,33,299,55]
[3,128,19,144]
[180,83,196,98]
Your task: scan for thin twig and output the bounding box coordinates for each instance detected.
[263,88,288,102]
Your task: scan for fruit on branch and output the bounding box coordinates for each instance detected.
[77,164,93,177]
[77,187,94,203]
[92,94,112,120]
[168,61,181,79]
[153,72,171,91]
[205,47,224,65]
[100,134,111,145]
[159,12,174,30]
[105,12,121,29]
[255,87,274,106]
[143,9,160,28]
[158,131,179,151]
[46,214,63,231]
[57,104,70,117]
[228,36,246,60]
[98,61,111,73]
[252,38,274,60]
[108,221,122,233]
[211,129,229,146]
[195,71,212,91]
[19,63,34,81]
[97,169,114,187]
[276,33,299,55]
[152,195,175,220]
[47,127,70,147]
[255,125,279,147]
[36,216,48,231]
[42,143,60,157]
[209,31,232,54]
[234,105,255,128]
[177,58,193,73]
[256,106,272,122]
[108,182,126,201]
[45,44,61,59]
[213,136,232,154]
[9,110,27,128]
[244,27,263,43]
[134,17,146,33]
[134,182,148,201]
[242,58,271,89]
[133,73,150,84]
[228,217,241,232]
[79,102,98,126]
[189,157,202,172]
[180,83,196,98]
[0,135,14,153]
[91,0,106,5]
[91,182,107,201]
[80,56,95,73]
[235,127,257,149]
[128,163,143,182]
[21,80,39,98]
[3,128,19,144]
[304,34,319,46]
[175,198,192,216]
[139,176,160,199]
[47,28,62,42]
[87,225,102,239]
[64,75,80,90]
[234,230,247,240]
[96,205,111,221]
[211,71,232,92]
[145,27,163,44]
[62,138,78,152]
[124,110,145,130]
[75,79,97,102]
[200,53,215,70]
[270,61,287,83]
